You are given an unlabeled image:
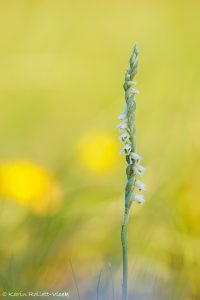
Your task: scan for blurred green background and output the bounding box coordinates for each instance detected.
[0,0,200,299]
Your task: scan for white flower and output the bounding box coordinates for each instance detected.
[129,88,139,95]
[129,151,141,164]
[134,194,145,204]
[120,149,126,155]
[137,164,146,173]
[119,132,130,144]
[120,144,132,155]
[133,165,140,175]
[120,143,131,155]
[118,112,127,120]
[135,180,146,191]
[124,144,132,154]
[127,81,136,86]
[131,152,143,161]
[117,122,128,131]
[133,164,146,176]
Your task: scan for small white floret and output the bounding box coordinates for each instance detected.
[135,180,146,191]
[118,113,127,120]
[134,194,145,204]
[129,88,139,95]
[120,143,132,155]
[119,132,130,144]
[117,122,128,131]
[127,81,136,86]
[137,164,146,173]
[120,149,126,155]
[133,166,140,175]
[131,152,143,161]
[124,144,132,154]
[134,164,146,176]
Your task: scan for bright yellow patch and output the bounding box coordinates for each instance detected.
[0,161,60,214]
[78,131,119,174]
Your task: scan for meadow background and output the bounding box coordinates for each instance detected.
[0,0,200,299]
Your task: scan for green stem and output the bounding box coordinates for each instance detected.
[121,206,130,300]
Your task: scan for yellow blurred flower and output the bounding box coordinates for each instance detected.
[0,161,61,214]
[77,131,119,174]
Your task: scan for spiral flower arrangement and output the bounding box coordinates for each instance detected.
[118,44,146,300]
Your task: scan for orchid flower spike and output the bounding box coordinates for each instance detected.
[119,43,147,300]
[118,43,146,207]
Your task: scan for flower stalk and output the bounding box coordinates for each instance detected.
[118,44,146,300]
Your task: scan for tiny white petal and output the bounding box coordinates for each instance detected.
[131,152,143,161]
[135,180,146,191]
[133,166,140,175]
[133,164,146,176]
[127,81,136,86]
[119,132,130,144]
[124,144,132,154]
[124,144,131,149]
[129,88,139,94]
[120,149,125,155]
[137,165,146,173]
[121,132,130,139]
[118,113,127,120]
[134,194,145,204]
[117,123,128,131]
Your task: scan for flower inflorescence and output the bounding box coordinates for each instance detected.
[118,44,146,206]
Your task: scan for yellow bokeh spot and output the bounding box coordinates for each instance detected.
[0,161,61,214]
[78,131,119,174]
